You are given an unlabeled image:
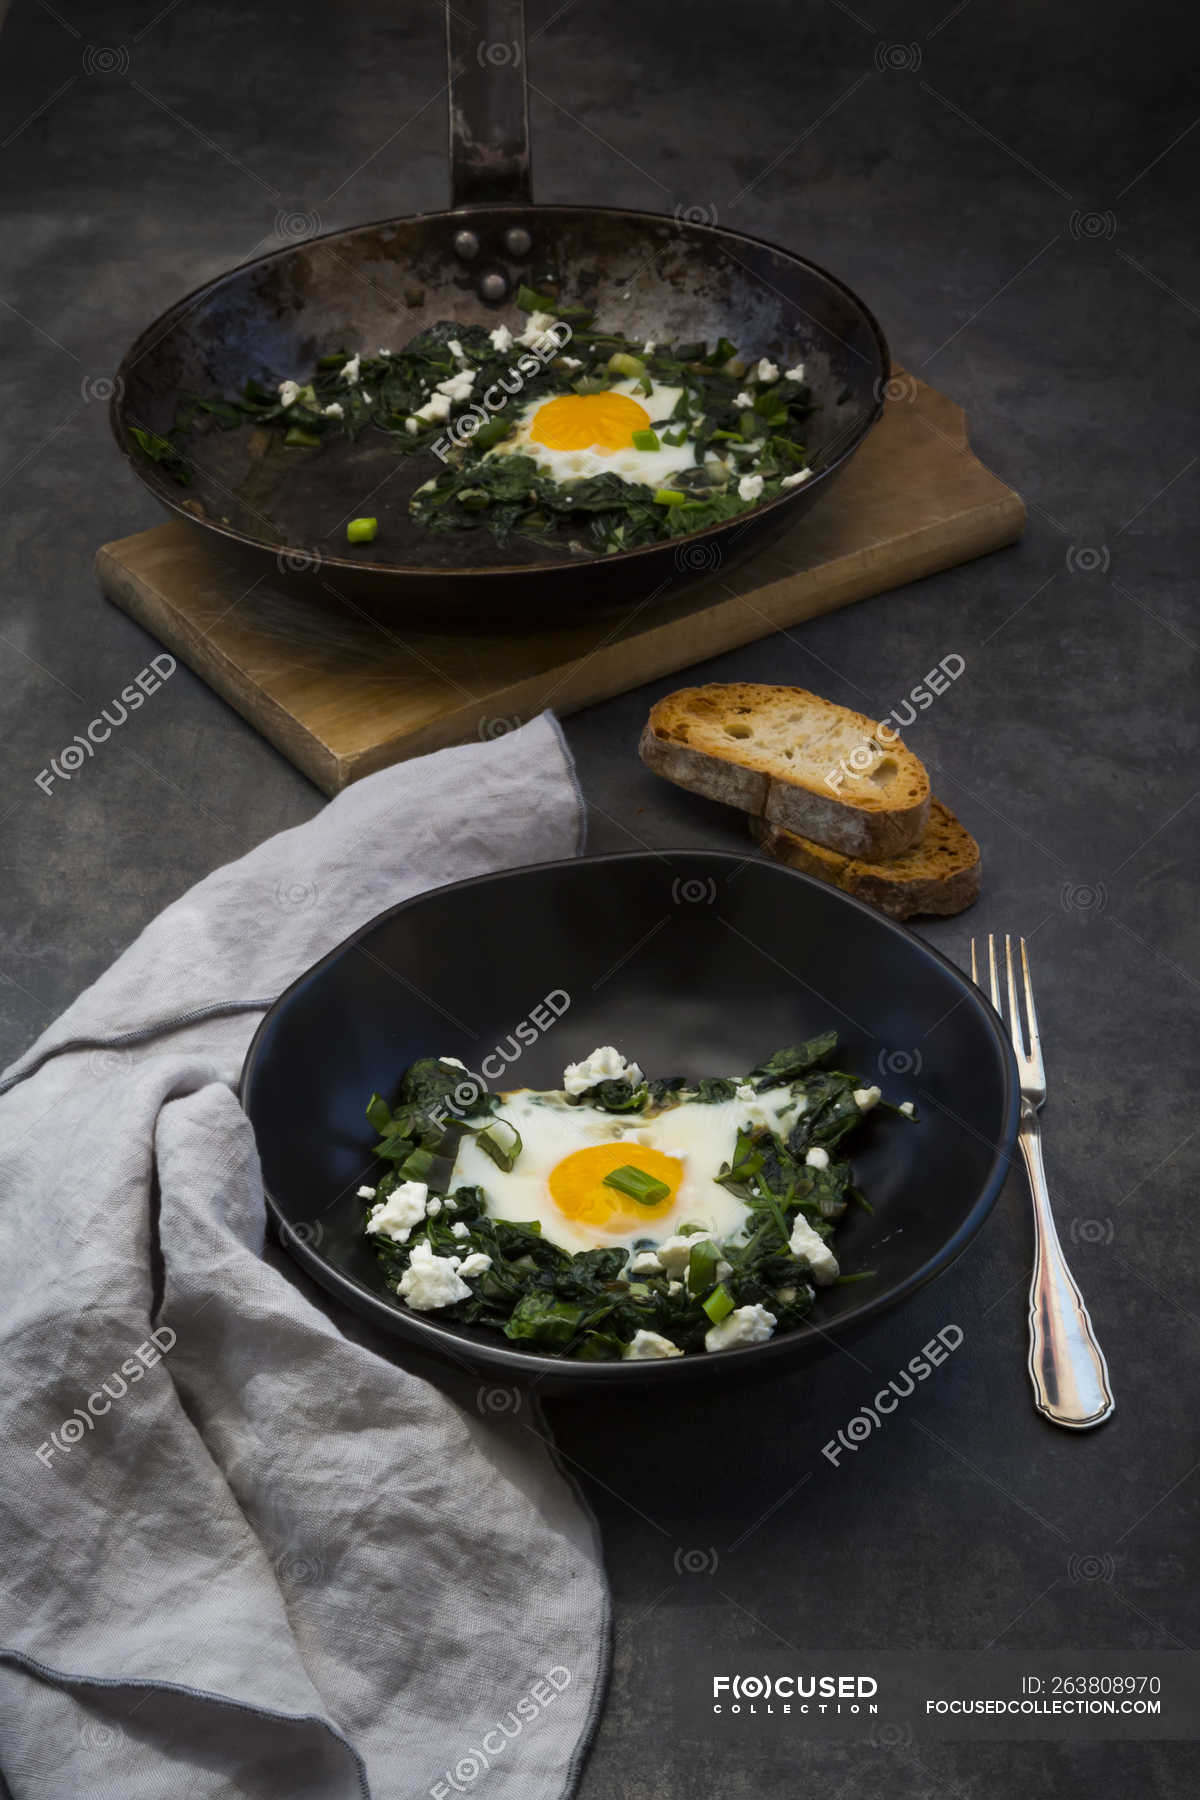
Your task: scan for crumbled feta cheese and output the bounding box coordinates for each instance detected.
[853,1086,882,1112]
[715,1258,733,1282]
[774,1285,798,1303]
[414,392,452,423]
[426,1197,442,1216]
[899,1100,915,1118]
[642,340,656,354]
[366,1180,429,1243]
[559,355,582,369]
[360,390,372,404]
[405,416,420,435]
[789,1214,839,1285]
[623,1329,683,1360]
[489,323,514,353]
[278,379,302,408]
[378,347,392,356]
[518,310,558,345]
[738,474,764,502]
[435,369,475,402]
[805,1147,830,1170]
[448,338,466,361]
[322,401,344,419]
[455,1251,493,1279]
[443,1198,456,1211]
[397,1241,472,1310]
[629,1250,664,1275]
[339,354,361,384]
[450,1221,470,1240]
[705,1303,777,1352]
[756,358,779,383]
[781,467,812,488]
[785,362,805,382]
[733,389,755,409]
[563,1045,643,1096]
[356,1184,376,1199]
[656,1231,715,1277]
[667,1279,684,1295]
[735,1082,755,1101]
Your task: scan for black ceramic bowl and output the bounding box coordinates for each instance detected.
[241,851,1018,1387]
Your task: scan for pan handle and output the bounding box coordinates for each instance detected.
[446,0,533,208]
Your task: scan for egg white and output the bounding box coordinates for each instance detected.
[449,1085,802,1256]
[487,377,718,489]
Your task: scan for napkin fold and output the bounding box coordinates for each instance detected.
[0,713,608,1800]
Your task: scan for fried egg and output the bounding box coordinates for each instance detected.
[487,377,715,489]
[448,1079,801,1256]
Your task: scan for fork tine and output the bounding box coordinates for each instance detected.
[1020,937,1044,1077]
[1005,934,1024,1056]
[987,932,1001,1012]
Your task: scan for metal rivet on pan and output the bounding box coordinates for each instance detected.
[478,270,508,302]
[503,225,532,257]
[453,229,480,261]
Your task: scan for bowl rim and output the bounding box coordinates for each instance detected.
[240,848,1020,1382]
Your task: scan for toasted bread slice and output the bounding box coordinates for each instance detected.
[751,798,981,919]
[639,683,930,858]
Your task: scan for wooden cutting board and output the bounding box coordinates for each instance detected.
[96,376,1023,795]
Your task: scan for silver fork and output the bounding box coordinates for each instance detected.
[972,933,1115,1430]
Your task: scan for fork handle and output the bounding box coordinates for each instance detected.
[1019,1105,1115,1429]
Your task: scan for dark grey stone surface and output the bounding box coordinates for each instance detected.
[1,0,1196,1793]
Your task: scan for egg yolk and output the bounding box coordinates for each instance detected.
[547,1142,683,1230]
[529,391,651,454]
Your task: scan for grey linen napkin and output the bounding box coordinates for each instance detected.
[0,712,608,1800]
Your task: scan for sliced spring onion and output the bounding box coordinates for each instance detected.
[687,1239,720,1296]
[606,351,647,380]
[702,1283,735,1323]
[346,516,378,543]
[631,427,660,452]
[283,425,321,447]
[661,427,687,446]
[477,1118,522,1173]
[601,1164,671,1206]
[835,1269,877,1284]
[653,487,687,506]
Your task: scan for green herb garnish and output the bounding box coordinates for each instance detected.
[601,1164,671,1206]
[702,1283,735,1324]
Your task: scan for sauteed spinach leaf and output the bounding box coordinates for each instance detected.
[360,1041,907,1360]
[163,293,816,554]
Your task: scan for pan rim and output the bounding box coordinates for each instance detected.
[111,201,890,582]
